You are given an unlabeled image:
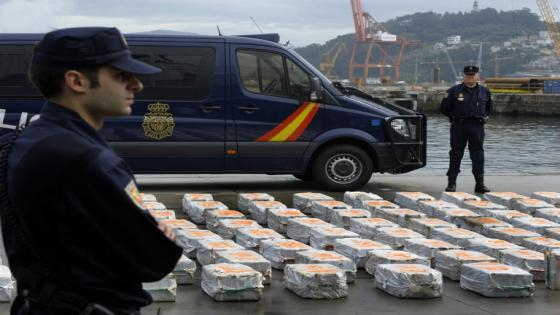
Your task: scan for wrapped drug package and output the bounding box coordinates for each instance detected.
[460,262,534,297]
[499,249,544,281]
[376,208,427,227]
[173,255,197,285]
[148,210,176,222]
[462,217,512,234]
[215,219,261,240]
[374,227,426,249]
[215,249,272,284]
[238,193,275,214]
[375,264,443,298]
[365,250,430,276]
[0,265,14,302]
[206,209,245,233]
[293,192,333,214]
[407,218,457,237]
[333,238,392,269]
[440,192,480,206]
[403,238,461,263]
[267,208,306,234]
[462,200,507,214]
[175,229,222,258]
[140,193,157,202]
[343,191,383,208]
[143,274,177,302]
[434,250,496,281]
[235,227,285,251]
[466,238,522,258]
[330,209,371,228]
[295,250,357,282]
[143,202,166,211]
[249,200,287,224]
[309,226,359,250]
[348,217,398,240]
[512,198,554,215]
[284,264,348,299]
[431,208,479,228]
[187,201,228,224]
[417,199,458,216]
[512,216,560,234]
[201,263,263,301]
[484,227,540,245]
[182,193,213,213]
[196,239,243,266]
[535,208,560,224]
[484,210,531,224]
[545,227,560,240]
[286,217,334,244]
[260,239,312,269]
[431,227,485,248]
[394,192,435,210]
[483,192,529,208]
[364,200,400,215]
[310,200,351,222]
[545,249,560,289]
[532,191,560,207]
[160,219,197,233]
[522,236,560,253]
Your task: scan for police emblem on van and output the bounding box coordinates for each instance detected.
[142,102,175,140]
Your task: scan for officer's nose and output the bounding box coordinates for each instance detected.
[128,76,144,93]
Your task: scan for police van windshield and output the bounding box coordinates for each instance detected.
[287,47,342,94]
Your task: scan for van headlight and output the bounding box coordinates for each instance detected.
[390,119,411,137]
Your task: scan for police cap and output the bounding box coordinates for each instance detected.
[463,65,479,74]
[32,27,160,74]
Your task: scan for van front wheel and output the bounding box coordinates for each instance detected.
[312,144,373,191]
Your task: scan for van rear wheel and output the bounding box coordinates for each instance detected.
[312,144,373,191]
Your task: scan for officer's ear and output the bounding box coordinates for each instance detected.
[63,70,89,94]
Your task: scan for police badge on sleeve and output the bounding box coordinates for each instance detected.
[143,102,175,140]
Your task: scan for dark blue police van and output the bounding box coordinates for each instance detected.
[0,33,426,191]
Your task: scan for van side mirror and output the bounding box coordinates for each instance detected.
[310,77,323,102]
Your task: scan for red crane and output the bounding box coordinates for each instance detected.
[349,0,416,84]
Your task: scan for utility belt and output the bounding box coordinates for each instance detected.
[451,116,487,125]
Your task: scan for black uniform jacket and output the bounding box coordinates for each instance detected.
[3,102,183,310]
[439,83,494,119]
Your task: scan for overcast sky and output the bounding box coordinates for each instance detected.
[0,0,546,47]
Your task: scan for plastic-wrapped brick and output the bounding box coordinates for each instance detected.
[160,219,197,233]
[348,217,398,239]
[394,192,435,210]
[466,238,521,258]
[431,227,485,248]
[532,192,560,207]
[175,229,222,258]
[375,208,426,227]
[460,262,534,297]
[545,227,560,240]
[484,210,531,224]
[143,274,177,302]
[499,249,545,281]
[148,210,176,222]
[201,263,263,301]
[522,236,560,253]
[215,219,261,240]
[330,209,371,228]
[286,217,334,244]
[483,192,529,209]
[0,265,14,302]
[462,217,512,234]
[407,218,456,237]
[375,264,443,298]
[434,250,496,281]
[417,200,458,216]
[293,192,333,214]
[143,202,167,211]
[187,201,228,224]
[512,217,560,234]
[284,264,348,299]
[431,208,479,228]
[196,239,243,266]
[462,200,507,214]
[343,191,383,208]
[333,238,391,269]
[173,255,197,285]
[545,249,560,289]
[140,193,157,202]
[206,210,245,233]
[249,200,287,224]
[309,226,359,250]
[512,198,555,215]
[535,208,560,224]
[238,193,275,214]
[365,250,430,276]
[295,250,357,282]
[374,227,426,249]
[364,200,400,215]
[441,192,480,205]
[215,249,272,285]
[310,200,351,222]
[182,193,213,213]
[403,238,461,264]
[235,227,285,251]
[484,227,540,245]
[267,209,306,234]
[260,239,312,269]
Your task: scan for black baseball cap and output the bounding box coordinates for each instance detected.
[32,27,160,74]
[463,65,479,74]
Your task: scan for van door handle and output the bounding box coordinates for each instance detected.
[238,105,260,113]
[200,104,222,113]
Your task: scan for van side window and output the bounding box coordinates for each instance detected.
[237,50,287,97]
[0,46,41,97]
[131,46,215,101]
[286,59,311,100]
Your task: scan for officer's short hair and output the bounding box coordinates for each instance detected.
[29,63,100,99]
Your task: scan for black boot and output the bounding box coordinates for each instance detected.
[445,176,457,192]
[474,175,490,194]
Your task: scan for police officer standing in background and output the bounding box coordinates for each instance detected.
[0,27,183,314]
[439,65,493,193]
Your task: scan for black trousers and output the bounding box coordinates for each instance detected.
[446,122,485,177]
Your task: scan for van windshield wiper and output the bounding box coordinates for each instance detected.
[332,81,416,115]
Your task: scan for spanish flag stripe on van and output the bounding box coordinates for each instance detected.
[257,102,319,142]
[286,104,320,141]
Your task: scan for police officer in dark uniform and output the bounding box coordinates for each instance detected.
[439,65,493,193]
[0,27,183,314]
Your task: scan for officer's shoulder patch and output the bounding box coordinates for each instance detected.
[125,180,146,210]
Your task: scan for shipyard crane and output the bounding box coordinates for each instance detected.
[537,0,560,58]
[319,42,349,80]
